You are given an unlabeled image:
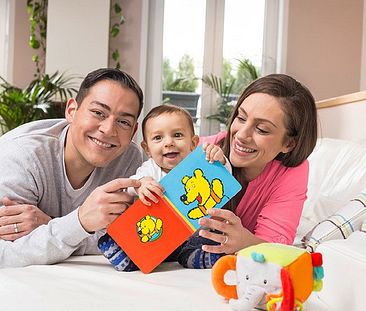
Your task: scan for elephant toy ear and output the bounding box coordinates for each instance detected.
[211,255,238,300]
[280,269,294,311]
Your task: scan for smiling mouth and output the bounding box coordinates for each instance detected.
[234,143,256,153]
[164,152,179,159]
[90,137,116,148]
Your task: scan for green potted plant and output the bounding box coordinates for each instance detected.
[162,54,200,122]
[203,58,260,126]
[0,72,78,133]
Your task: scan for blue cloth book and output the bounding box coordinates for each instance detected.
[160,145,242,231]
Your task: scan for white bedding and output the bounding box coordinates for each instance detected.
[0,255,230,311]
[0,254,329,311]
[317,231,366,311]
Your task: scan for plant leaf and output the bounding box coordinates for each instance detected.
[111,25,119,37]
[114,3,122,14]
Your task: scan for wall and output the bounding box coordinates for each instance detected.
[46,0,110,80]
[316,91,366,142]
[286,0,364,101]
[8,0,35,87]
[0,0,9,79]
[113,0,143,82]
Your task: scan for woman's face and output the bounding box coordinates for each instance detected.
[229,93,294,180]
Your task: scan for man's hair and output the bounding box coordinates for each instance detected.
[75,68,144,118]
[141,104,195,141]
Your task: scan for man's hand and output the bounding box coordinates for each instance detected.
[78,178,141,233]
[0,197,52,241]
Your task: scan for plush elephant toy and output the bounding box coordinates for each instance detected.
[211,243,324,311]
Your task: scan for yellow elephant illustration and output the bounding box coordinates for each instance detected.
[180,168,224,219]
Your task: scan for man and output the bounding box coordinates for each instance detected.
[0,68,143,267]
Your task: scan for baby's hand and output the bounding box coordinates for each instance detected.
[203,143,226,165]
[136,177,164,206]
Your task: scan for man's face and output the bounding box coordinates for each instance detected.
[65,80,139,171]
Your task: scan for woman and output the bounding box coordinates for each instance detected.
[198,73,317,255]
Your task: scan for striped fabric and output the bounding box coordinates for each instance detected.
[361,220,366,233]
[302,192,366,252]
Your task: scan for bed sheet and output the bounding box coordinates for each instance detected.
[0,254,331,311]
[0,255,230,311]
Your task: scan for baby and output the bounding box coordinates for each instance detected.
[98,104,231,271]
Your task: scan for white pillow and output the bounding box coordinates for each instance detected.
[297,138,366,239]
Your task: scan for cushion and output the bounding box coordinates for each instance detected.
[296,138,366,240]
[301,192,366,251]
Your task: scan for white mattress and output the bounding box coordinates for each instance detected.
[0,256,230,311]
[0,254,331,311]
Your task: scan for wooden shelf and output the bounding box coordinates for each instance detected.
[316,90,366,109]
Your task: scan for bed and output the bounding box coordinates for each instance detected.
[1,91,366,311]
[0,257,229,311]
[0,255,331,311]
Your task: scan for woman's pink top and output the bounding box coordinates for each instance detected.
[200,132,309,244]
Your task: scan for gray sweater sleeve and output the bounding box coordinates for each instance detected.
[0,209,95,267]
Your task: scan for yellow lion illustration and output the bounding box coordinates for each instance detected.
[136,215,163,243]
[180,168,224,219]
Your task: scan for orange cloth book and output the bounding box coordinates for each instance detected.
[107,198,193,274]
[107,146,241,273]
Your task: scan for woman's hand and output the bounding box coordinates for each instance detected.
[0,197,52,241]
[198,208,264,254]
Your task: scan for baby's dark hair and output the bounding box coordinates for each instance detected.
[141,104,195,141]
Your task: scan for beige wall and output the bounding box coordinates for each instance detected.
[286,0,364,101]
[46,0,110,79]
[10,0,35,87]
[7,0,143,86]
[113,0,143,81]
[318,98,366,141]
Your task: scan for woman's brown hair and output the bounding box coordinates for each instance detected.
[221,74,317,211]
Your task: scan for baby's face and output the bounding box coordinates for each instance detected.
[142,112,198,173]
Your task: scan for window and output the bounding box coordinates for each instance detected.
[162,0,267,135]
[142,0,281,136]
[222,0,265,95]
[162,0,206,126]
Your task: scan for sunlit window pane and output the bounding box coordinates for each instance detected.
[162,0,265,132]
[162,0,206,125]
[223,0,265,95]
